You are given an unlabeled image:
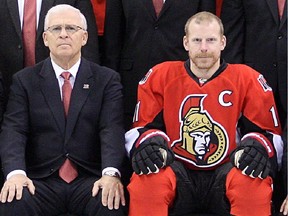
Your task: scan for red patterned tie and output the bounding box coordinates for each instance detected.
[153,0,163,17]
[59,159,78,183]
[278,0,286,18]
[22,0,36,66]
[61,72,72,116]
[59,72,78,183]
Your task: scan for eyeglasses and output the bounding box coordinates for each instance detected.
[45,24,85,36]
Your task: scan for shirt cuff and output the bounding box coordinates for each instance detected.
[6,170,27,180]
[102,167,121,177]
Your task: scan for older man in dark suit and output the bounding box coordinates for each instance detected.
[0,4,126,216]
[0,0,99,110]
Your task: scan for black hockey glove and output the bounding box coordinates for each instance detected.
[230,138,270,179]
[131,135,174,175]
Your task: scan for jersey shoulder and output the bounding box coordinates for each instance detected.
[139,61,186,85]
[225,63,261,77]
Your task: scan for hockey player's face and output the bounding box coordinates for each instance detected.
[183,20,226,74]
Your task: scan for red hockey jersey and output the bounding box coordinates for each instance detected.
[127,61,283,170]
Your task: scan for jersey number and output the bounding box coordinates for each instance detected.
[133,101,140,123]
[270,106,279,127]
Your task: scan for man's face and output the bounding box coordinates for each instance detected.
[42,10,88,63]
[183,20,226,73]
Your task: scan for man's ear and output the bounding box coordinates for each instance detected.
[43,32,49,47]
[183,36,189,51]
[221,35,226,51]
[82,31,88,46]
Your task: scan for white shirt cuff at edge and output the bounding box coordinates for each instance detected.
[102,167,121,177]
[7,170,27,180]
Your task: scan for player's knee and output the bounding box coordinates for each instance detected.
[226,167,273,216]
[128,166,176,201]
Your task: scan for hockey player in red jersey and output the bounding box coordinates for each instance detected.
[125,11,283,216]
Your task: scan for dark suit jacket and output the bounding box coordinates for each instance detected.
[0,58,126,179]
[0,0,99,106]
[220,0,287,128]
[103,0,215,129]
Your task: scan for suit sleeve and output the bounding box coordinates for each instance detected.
[75,0,100,64]
[0,71,4,126]
[103,0,124,71]
[99,71,126,170]
[0,74,29,177]
[220,0,245,63]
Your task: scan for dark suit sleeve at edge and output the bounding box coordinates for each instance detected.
[98,70,126,170]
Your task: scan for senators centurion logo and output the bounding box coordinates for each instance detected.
[171,94,228,168]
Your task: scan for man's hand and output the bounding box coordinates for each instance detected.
[131,135,174,175]
[92,176,125,210]
[0,174,35,203]
[280,195,288,215]
[230,139,270,179]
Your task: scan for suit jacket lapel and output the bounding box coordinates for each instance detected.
[141,0,157,19]
[7,0,22,39]
[158,0,172,18]
[279,2,287,29]
[266,0,280,25]
[39,58,66,136]
[65,59,93,140]
[141,0,172,19]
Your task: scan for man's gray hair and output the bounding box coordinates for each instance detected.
[44,4,87,31]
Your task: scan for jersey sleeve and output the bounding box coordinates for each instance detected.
[125,66,169,157]
[133,67,165,127]
[239,69,283,166]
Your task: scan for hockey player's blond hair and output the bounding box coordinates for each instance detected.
[184,11,224,37]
